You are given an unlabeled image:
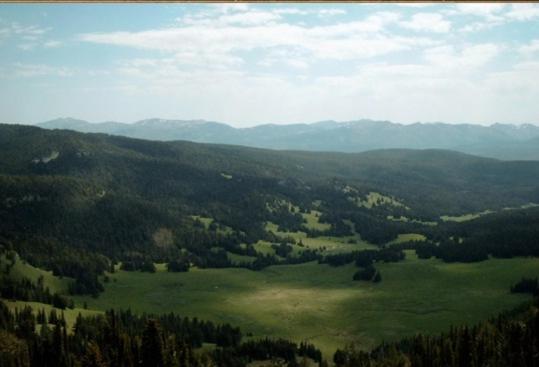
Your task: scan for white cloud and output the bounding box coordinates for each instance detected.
[1,63,73,78]
[317,9,347,17]
[424,43,501,69]
[212,4,250,14]
[6,4,539,126]
[10,23,48,36]
[182,10,281,26]
[506,3,539,21]
[0,22,49,45]
[85,53,537,126]
[454,4,507,20]
[520,40,539,56]
[18,43,36,51]
[400,13,451,33]
[396,3,435,8]
[80,12,431,62]
[0,27,10,42]
[455,3,539,32]
[221,11,281,26]
[459,21,498,33]
[43,40,62,48]
[273,8,308,15]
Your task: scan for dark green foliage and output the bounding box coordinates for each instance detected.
[166,259,190,272]
[0,275,73,309]
[353,266,379,282]
[321,249,404,268]
[119,255,156,273]
[0,300,321,367]
[399,208,539,263]
[272,243,293,258]
[141,320,164,367]
[233,338,321,365]
[67,273,104,297]
[511,278,538,296]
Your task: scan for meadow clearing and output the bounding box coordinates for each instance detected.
[71,251,539,356]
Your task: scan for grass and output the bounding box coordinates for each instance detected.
[1,253,72,293]
[440,203,539,222]
[190,215,234,235]
[387,215,438,226]
[72,253,539,358]
[301,210,331,231]
[263,222,376,255]
[191,215,214,228]
[387,233,427,245]
[440,210,494,222]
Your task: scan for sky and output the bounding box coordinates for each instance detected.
[1,3,539,127]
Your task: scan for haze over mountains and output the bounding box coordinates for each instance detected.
[38,118,539,161]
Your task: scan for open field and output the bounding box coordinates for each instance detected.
[440,203,539,222]
[301,210,331,231]
[264,221,377,255]
[440,211,494,222]
[386,215,438,226]
[387,233,427,245]
[72,252,539,357]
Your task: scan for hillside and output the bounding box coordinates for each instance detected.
[1,123,539,285]
[37,117,539,160]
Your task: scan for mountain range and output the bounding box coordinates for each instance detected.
[37,117,539,160]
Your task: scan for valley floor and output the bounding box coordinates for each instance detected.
[68,250,539,357]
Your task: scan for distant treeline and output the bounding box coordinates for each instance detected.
[389,207,539,264]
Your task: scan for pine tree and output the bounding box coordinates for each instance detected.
[81,341,107,367]
[141,319,164,367]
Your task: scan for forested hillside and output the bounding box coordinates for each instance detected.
[1,123,539,294]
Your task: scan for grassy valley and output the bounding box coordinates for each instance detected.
[70,253,539,357]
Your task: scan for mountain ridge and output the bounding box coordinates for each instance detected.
[31,117,539,160]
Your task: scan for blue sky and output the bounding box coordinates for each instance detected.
[1,3,539,127]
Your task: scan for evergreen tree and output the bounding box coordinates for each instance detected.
[141,319,164,367]
[81,341,107,367]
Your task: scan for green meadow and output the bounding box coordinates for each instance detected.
[72,251,539,357]
[1,254,71,293]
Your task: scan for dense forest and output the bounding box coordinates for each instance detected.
[0,300,324,367]
[391,207,539,263]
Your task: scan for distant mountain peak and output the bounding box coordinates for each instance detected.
[35,117,539,160]
[40,117,91,127]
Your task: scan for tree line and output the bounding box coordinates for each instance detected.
[0,301,324,367]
